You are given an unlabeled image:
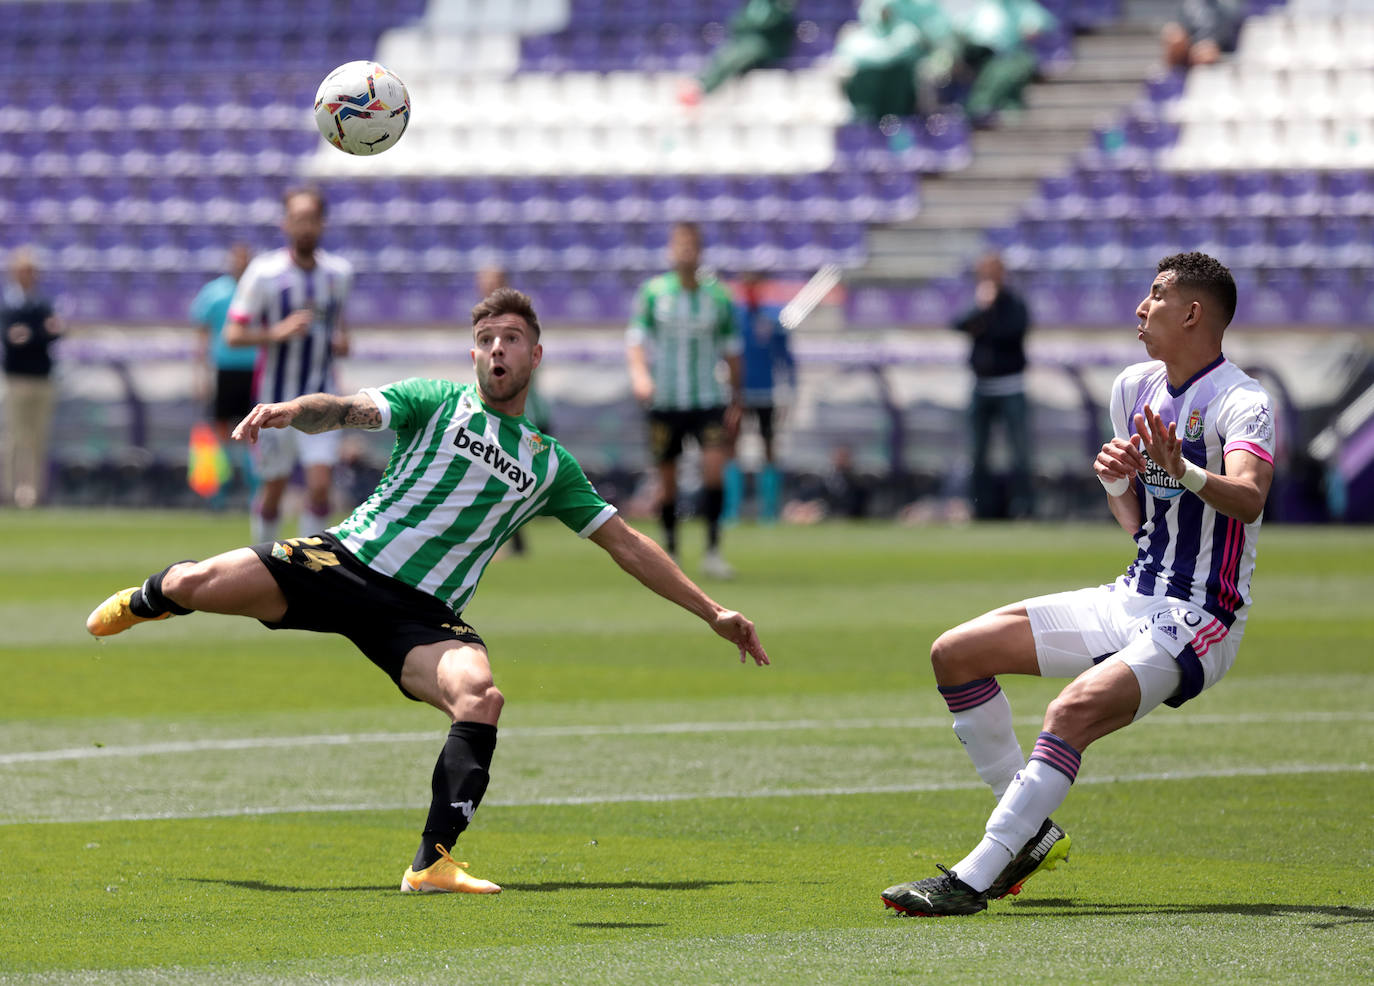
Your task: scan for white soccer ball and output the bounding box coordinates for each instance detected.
[313,60,410,155]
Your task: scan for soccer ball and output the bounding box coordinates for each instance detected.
[313,60,411,155]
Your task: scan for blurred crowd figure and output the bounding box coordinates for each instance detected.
[626,222,742,579]
[833,0,1056,125]
[1161,0,1245,69]
[225,187,352,542]
[687,0,797,102]
[723,271,797,524]
[190,243,255,505]
[1,247,63,509]
[952,252,1034,520]
[782,446,875,524]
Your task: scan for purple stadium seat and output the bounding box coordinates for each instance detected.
[1173,217,1223,259]
[1269,216,1318,267]
[921,112,971,171]
[1245,267,1307,326]
[778,172,827,220]
[871,171,917,220]
[1176,171,1228,218]
[776,220,824,271]
[1324,171,1374,216]
[1227,171,1276,218]
[1126,168,1179,217]
[824,221,867,267]
[730,175,781,222]
[833,124,871,172]
[1304,268,1359,324]
[1021,218,1075,270]
[1274,171,1323,217]
[603,176,648,223]
[1218,217,1268,270]
[1122,217,1171,268]
[521,36,562,72]
[822,170,872,222]
[693,175,735,221]
[1123,116,1179,157]
[1077,218,1125,269]
[1319,216,1372,268]
[1029,173,1084,219]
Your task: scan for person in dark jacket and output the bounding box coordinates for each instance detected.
[953,252,1033,519]
[2,247,63,508]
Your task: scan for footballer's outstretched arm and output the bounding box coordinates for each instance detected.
[589,515,769,666]
[232,392,382,443]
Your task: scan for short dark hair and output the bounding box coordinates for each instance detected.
[1157,252,1237,327]
[282,185,328,219]
[471,286,541,340]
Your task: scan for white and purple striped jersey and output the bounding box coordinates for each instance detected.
[1110,354,1276,633]
[228,247,353,405]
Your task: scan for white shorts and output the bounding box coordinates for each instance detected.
[252,427,341,482]
[1025,576,1242,719]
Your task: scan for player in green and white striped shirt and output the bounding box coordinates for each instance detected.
[85,287,769,895]
[627,221,743,579]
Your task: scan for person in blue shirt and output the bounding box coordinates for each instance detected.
[190,244,254,497]
[724,272,797,523]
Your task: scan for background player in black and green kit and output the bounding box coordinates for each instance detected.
[86,287,770,894]
[626,222,743,579]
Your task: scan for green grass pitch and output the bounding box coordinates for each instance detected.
[1,509,1370,984]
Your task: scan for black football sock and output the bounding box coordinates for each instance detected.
[703,486,724,551]
[659,502,678,555]
[129,561,197,617]
[413,721,498,870]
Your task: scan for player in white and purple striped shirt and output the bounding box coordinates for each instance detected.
[226,187,353,542]
[883,253,1276,916]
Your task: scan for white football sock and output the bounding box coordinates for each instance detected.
[953,752,1077,892]
[303,506,332,533]
[251,510,280,544]
[951,689,1026,798]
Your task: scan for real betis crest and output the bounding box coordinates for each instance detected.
[1184,407,1204,442]
[525,431,548,455]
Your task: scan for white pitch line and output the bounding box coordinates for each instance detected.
[0,762,1367,827]
[2,710,1372,766]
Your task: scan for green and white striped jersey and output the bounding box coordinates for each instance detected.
[331,378,617,614]
[627,270,741,411]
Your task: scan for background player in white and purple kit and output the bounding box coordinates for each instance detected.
[882,252,1276,916]
[226,187,352,541]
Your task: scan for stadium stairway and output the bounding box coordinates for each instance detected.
[851,13,1163,287]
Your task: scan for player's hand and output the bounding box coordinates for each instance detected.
[710,609,769,666]
[1095,434,1147,482]
[1135,403,1184,479]
[271,309,314,343]
[631,376,654,406]
[231,400,300,444]
[974,279,998,309]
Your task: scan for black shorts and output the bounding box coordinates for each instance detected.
[250,531,485,701]
[648,407,728,464]
[213,368,256,424]
[741,404,776,445]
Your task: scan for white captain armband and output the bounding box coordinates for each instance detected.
[1180,459,1208,493]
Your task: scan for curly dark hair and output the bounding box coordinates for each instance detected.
[471,286,541,340]
[1157,252,1237,327]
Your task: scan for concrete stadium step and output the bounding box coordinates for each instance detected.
[847,22,1162,288]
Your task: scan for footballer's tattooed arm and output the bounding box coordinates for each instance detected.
[232,392,381,443]
[290,392,381,433]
